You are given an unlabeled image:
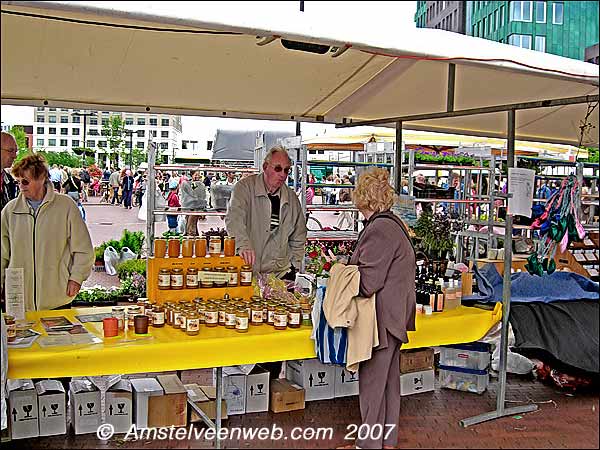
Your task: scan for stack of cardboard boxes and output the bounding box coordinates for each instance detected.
[398,348,435,396]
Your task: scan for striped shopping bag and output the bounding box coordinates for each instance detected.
[311,285,348,366]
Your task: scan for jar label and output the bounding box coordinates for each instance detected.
[225,313,237,326]
[171,274,184,287]
[209,241,221,254]
[274,313,288,327]
[174,312,183,327]
[228,272,238,285]
[240,271,252,284]
[289,312,301,325]
[180,316,188,329]
[251,310,263,322]
[158,274,170,286]
[153,311,165,325]
[302,312,310,320]
[236,316,249,330]
[205,311,218,323]
[187,318,200,332]
[267,310,275,323]
[186,274,198,286]
[219,310,226,323]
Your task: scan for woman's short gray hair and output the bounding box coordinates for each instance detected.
[263,145,292,166]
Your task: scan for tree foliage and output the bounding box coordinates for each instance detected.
[9,125,28,150]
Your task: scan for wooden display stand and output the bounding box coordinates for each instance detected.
[147,255,254,303]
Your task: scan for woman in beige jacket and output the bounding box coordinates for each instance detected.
[1,154,94,311]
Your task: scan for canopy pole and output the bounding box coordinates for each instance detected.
[460,109,538,427]
[447,63,455,112]
[395,121,403,193]
[146,139,157,265]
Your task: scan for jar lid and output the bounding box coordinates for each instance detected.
[227,266,237,271]
[112,306,125,311]
[159,268,171,273]
[210,236,220,240]
[214,267,225,272]
[202,267,212,271]
[241,265,252,270]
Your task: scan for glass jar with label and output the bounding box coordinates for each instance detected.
[158,269,171,290]
[288,305,301,328]
[127,306,142,330]
[267,302,277,325]
[4,315,16,343]
[227,266,238,287]
[301,304,312,327]
[186,268,199,289]
[112,306,126,332]
[168,238,181,258]
[223,236,236,257]
[200,267,214,288]
[197,300,207,323]
[204,303,218,327]
[235,308,249,333]
[181,237,194,258]
[171,268,184,289]
[152,306,165,327]
[145,301,155,325]
[217,301,228,326]
[153,238,167,258]
[240,265,253,286]
[209,237,222,256]
[212,267,226,288]
[171,306,183,329]
[250,303,263,326]
[180,308,190,332]
[225,305,237,329]
[164,302,174,325]
[273,306,288,330]
[195,237,207,257]
[186,312,200,336]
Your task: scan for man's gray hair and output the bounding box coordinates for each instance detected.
[263,145,292,166]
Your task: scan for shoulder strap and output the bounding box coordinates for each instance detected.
[370,212,417,259]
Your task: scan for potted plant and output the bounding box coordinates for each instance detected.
[71,286,119,307]
[413,210,454,263]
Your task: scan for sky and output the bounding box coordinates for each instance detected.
[0,1,417,146]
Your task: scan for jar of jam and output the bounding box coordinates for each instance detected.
[235,308,249,333]
[288,305,301,328]
[145,301,155,324]
[267,302,277,325]
[223,236,236,257]
[112,306,125,332]
[262,302,269,321]
[127,306,142,330]
[181,237,194,258]
[225,305,237,329]
[4,315,16,343]
[186,268,199,289]
[204,303,218,327]
[250,303,263,326]
[158,269,171,290]
[152,306,165,327]
[195,237,207,257]
[154,238,167,258]
[209,236,222,256]
[172,306,183,329]
[218,301,227,326]
[186,312,200,336]
[164,302,174,325]
[200,267,213,288]
[197,301,207,323]
[179,308,189,332]
[240,265,253,286]
[136,298,147,313]
[301,304,312,326]
[171,268,184,289]
[273,306,288,330]
[168,238,181,258]
[227,266,239,287]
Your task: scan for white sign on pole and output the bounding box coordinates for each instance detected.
[508,168,535,217]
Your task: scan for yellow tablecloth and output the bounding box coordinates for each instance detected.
[8,304,501,379]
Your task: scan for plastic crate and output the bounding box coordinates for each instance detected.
[438,365,489,394]
[439,342,491,371]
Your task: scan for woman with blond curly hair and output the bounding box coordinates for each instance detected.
[346,167,416,450]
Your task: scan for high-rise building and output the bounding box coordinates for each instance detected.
[415,1,467,34]
[32,107,182,167]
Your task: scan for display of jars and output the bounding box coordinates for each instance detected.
[204,303,218,327]
[112,306,125,332]
[168,238,181,258]
[223,236,236,257]
[250,303,264,326]
[186,311,200,336]
[227,266,238,287]
[170,268,184,289]
[201,267,214,288]
[158,268,171,290]
[235,307,249,333]
[288,304,301,328]
[209,237,222,256]
[152,306,165,328]
[195,237,207,257]
[181,237,194,258]
[186,268,199,288]
[153,238,167,258]
[240,265,253,286]
[273,306,288,330]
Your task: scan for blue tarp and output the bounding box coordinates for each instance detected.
[464,264,600,304]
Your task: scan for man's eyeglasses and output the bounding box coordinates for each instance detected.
[15,179,31,186]
[273,165,291,175]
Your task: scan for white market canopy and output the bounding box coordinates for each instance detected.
[1,1,599,146]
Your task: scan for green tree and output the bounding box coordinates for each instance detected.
[9,125,28,150]
[119,147,147,170]
[103,115,126,166]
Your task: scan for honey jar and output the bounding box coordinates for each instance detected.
[267,302,277,325]
[240,265,253,286]
[186,268,199,288]
[152,306,165,328]
[200,267,213,288]
[171,268,184,289]
[204,303,218,327]
[225,305,237,329]
[195,237,207,257]
[250,303,263,326]
[186,311,200,336]
[209,236,222,256]
[197,300,207,323]
[168,238,181,258]
[145,301,155,325]
[223,236,236,257]
[127,306,142,330]
[227,266,239,287]
[181,237,194,258]
[288,305,301,328]
[153,238,167,258]
[164,302,174,325]
[273,306,288,330]
[158,269,171,290]
[235,308,249,333]
[179,308,189,332]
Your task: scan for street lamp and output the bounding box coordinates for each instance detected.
[71,110,97,167]
[123,129,134,169]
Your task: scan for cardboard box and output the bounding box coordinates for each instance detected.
[399,369,435,396]
[399,348,435,374]
[8,379,39,439]
[246,365,270,414]
[185,384,227,422]
[286,359,334,402]
[105,380,133,434]
[69,380,101,435]
[270,379,305,413]
[35,380,66,437]
[333,367,359,398]
[149,375,187,428]
[219,367,247,415]
[131,378,164,428]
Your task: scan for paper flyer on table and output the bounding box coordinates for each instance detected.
[4,268,25,321]
[508,168,535,218]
